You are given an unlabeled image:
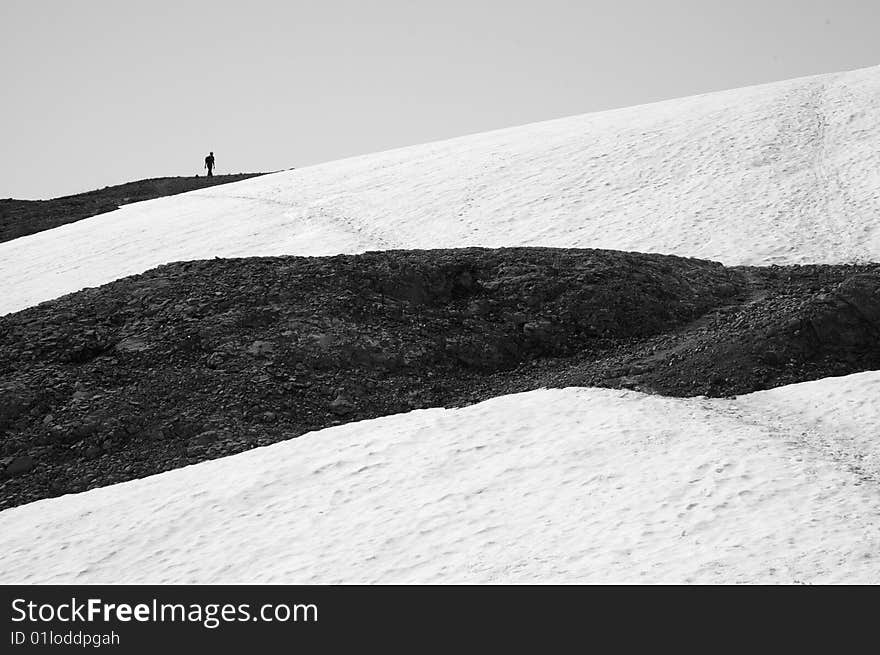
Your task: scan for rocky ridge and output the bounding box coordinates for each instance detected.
[0,173,266,243]
[1,247,879,509]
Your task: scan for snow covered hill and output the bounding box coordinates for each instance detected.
[2,371,879,584]
[4,64,880,585]
[4,65,880,315]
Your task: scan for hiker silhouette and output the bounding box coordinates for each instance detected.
[204,152,215,177]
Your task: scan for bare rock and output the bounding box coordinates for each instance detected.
[247,340,276,357]
[5,455,34,476]
[329,393,355,415]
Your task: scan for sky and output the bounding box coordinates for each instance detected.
[2,0,880,199]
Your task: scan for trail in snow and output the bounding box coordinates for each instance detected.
[2,371,879,584]
[3,65,880,315]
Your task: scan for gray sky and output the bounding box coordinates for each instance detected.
[2,0,879,199]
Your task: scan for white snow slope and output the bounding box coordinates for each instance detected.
[2,371,879,584]
[4,65,880,316]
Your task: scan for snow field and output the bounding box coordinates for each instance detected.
[2,372,879,584]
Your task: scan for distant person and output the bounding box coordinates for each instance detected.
[204,151,215,177]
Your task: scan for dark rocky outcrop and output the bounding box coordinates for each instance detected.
[0,173,267,243]
[0,247,878,510]
[568,266,880,397]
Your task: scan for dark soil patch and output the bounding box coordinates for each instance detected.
[1,247,879,510]
[0,174,268,243]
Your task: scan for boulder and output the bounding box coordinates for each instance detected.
[5,455,34,476]
[247,341,276,357]
[329,393,355,415]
